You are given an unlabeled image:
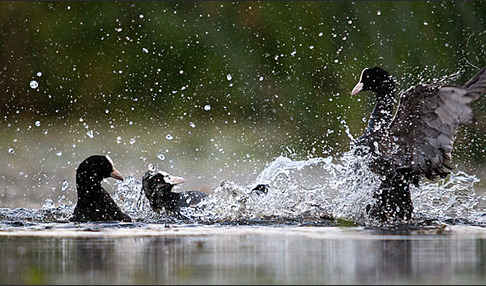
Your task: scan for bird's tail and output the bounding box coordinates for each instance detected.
[463,67,486,99]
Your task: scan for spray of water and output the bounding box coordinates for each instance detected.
[1,147,482,227]
[190,150,483,226]
[413,171,482,221]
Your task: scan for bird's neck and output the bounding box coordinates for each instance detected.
[76,174,103,197]
[365,86,397,136]
[159,185,175,196]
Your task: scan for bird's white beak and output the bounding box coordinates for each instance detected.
[110,168,124,181]
[166,175,185,185]
[351,82,363,96]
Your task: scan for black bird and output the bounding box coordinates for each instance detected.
[71,155,132,222]
[142,170,207,217]
[351,66,486,223]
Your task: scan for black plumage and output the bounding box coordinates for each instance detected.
[251,184,270,196]
[351,66,486,222]
[142,170,207,217]
[71,155,132,222]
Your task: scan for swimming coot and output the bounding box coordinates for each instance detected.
[71,155,132,222]
[142,170,208,217]
[351,66,485,222]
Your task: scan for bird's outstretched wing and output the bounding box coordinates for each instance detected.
[388,68,485,180]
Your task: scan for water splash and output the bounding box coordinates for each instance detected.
[255,156,333,185]
[1,150,483,227]
[195,151,380,224]
[413,171,483,221]
[190,150,483,226]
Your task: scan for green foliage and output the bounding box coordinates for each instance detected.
[0,1,485,161]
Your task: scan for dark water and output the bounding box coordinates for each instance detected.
[1,224,486,285]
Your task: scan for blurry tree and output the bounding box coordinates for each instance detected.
[0,1,485,163]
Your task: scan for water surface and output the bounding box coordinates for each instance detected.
[1,224,486,284]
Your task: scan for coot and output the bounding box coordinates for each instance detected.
[351,66,485,222]
[142,170,207,217]
[71,155,132,222]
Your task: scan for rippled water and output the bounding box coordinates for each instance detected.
[2,224,486,284]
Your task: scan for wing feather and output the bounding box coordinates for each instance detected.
[387,84,479,180]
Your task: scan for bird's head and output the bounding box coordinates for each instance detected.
[76,155,124,187]
[351,67,394,96]
[142,170,185,195]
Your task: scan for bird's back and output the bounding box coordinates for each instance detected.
[72,186,131,222]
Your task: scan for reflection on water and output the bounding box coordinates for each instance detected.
[1,226,486,284]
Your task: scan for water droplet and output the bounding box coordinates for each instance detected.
[142,48,149,53]
[377,10,381,16]
[42,199,54,209]
[204,104,211,111]
[56,151,62,157]
[226,74,232,81]
[105,109,109,114]
[179,70,184,74]
[61,180,69,191]
[34,120,40,127]
[36,72,42,77]
[259,76,264,81]
[8,147,14,154]
[116,136,122,144]
[157,154,166,160]
[189,122,196,128]
[318,32,323,37]
[166,134,173,141]
[129,137,136,144]
[86,130,94,138]
[139,14,144,19]
[423,21,428,26]
[29,80,38,89]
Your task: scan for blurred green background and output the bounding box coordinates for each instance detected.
[0,1,485,207]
